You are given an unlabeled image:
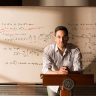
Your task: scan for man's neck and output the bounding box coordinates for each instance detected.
[58,46,66,56]
[58,44,67,51]
[58,48,65,56]
[59,47,65,52]
[57,44,67,56]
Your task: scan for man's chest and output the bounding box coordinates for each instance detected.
[51,52,74,69]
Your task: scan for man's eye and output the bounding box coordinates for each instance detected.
[57,37,60,38]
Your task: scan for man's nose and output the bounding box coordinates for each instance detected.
[60,37,64,41]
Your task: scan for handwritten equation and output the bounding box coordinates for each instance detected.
[68,23,96,26]
[81,49,96,57]
[3,32,53,45]
[69,33,96,51]
[82,64,92,72]
[4,35,37,43]
[0,26,43,33]
[68,23,96,31]
[2,23,34,26]
[5,61,43,65]
[69,33,96,41]
[3,46,43,57]
[71,27,95,31]
[3,31,54,49]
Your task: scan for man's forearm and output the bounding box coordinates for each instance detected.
[45,66,69,74]
[45,70,82,74]
[45,70,59,74]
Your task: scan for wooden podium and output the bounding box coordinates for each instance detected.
[41,74,94,96]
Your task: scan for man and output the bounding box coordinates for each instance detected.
[42,26,82,96]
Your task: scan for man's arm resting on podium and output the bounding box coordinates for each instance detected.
[45,66,69,74]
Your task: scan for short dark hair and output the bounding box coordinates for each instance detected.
[55,26,68,36]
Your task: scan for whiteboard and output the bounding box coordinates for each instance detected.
[0,6,96,83]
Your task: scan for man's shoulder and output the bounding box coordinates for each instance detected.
[67,43,81,52]
[44,43,56,52]
[67,43,79,48]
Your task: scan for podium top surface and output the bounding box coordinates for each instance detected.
[42,74,94,86]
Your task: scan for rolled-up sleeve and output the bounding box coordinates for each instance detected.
[42,47,53,74]
[73,48,82,72]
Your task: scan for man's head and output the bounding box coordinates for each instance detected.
[55,26,69,48]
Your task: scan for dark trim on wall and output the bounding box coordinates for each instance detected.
[0,0,22,6]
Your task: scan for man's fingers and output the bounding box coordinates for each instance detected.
[59,66,69,74]
[62,70,68,74]
[62,71,68,74]
[62,66,68,70]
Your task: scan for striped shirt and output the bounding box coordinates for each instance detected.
[42,43,82,93]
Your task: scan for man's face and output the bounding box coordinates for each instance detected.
[55,30,69,48]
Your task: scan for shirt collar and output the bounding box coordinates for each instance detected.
[55,43,68,53]
[55,44,58,52]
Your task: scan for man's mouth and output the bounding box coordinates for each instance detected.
[60,43,64,45]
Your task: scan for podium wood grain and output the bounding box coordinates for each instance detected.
[42,74,94,86]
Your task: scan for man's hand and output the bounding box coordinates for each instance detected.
[58,66,69,74]
[45,66,70,74]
